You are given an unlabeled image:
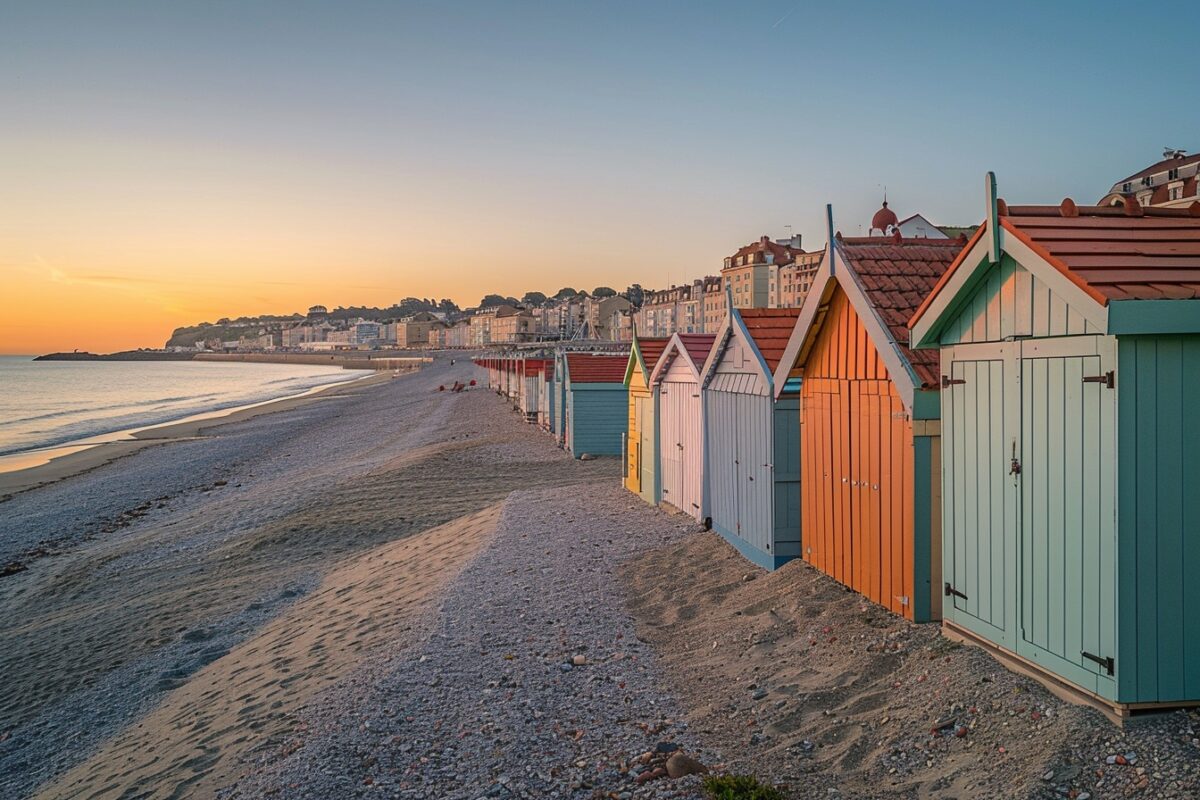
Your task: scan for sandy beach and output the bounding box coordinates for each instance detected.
[0,357,615,798]
[3,355,1197,800]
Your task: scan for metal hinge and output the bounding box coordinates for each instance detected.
[942,375,966,388]
[1081,650,1115,675]
[944,582,968,601]
[1082,370,1115,388]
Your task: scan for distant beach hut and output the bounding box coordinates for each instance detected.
[551,350,569,445]
[622,332,670,504]
[774,232,963,621]
[650,333,716,521]
[518,358,550,422]
[909,180,1200,715]
[538,360,555,431]
[561,351,630,458]
[701,304,802,569]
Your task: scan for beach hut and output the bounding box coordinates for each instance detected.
[909,178,1200,713]
[561,351,630,458]
[551,350,569,445]
[518,359,549,422]
[650,333,716,521]
[623,333,670,504]
[700,304,803,569]
[773,232,964,621]
[538,361,555,431]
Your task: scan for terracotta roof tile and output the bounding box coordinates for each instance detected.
[637,337,670,369]
[840,239,965,388]
[1003,204,1200,302]
[566,352,630,384]
[739,308,803,371]
[676,334,717,367]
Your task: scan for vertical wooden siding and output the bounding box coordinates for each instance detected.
[940,255,1102,345]
[658,358,705,520]
[567,386,627,458]
[626,370,646,494]
[800,291,921,619]
[1117,335,1200,703]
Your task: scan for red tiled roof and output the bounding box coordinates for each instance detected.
[1003,203,1200,301]
[566,352,629,383]
[637,337,670,369]
[1113,153,1200,186]
[739,308,803,371]
[520,358,552,376]
[676,334,716,367]
[839,239,965,388]
[730,235,803,265]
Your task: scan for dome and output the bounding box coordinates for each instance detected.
[871,201,899,233]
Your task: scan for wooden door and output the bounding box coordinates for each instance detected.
[638,395,655,502]
[628,395,643,493]
[941,347,1017,648]
[659,385,682,509]
[1016,338,1117,694]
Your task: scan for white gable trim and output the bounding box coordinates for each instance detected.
[649,333,704,386]
[700,307,774,394]
[773,242,921,412]
[910,222,1109,348]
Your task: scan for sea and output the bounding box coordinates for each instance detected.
[0,356,370,459]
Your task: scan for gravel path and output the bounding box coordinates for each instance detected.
[225,484,718,799]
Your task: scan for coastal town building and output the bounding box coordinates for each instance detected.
[582,295,632,341]
[391,311,446,348]
[489,307,539,343]
[777,250,824,309]
[721,234,805,310]
[1098,148,1200,209]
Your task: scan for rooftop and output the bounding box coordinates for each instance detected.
[739,308,803,371]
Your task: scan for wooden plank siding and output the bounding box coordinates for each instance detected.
[799,290,935,620]
[658,356,706,521]
[940,255,1102,345]
[625,366,650,496]
[1116,335,1200,704]
[566,386,627,458]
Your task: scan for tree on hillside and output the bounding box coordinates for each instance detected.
[479,294,508,308]
[592,286,616,298]
[553,287,578,300]
[521,291,547,307]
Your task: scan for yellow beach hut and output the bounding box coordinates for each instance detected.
[623,333,670,504]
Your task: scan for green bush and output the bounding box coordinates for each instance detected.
[702,774,786,800]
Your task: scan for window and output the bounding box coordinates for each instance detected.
[1170,186,1183,201]
[1122,182,1131,192]
[1168,167,1180,180]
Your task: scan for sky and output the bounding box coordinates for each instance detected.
[2,0,1197,354]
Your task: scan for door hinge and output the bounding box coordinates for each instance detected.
[1081,650,1115,675]
[1082,370,1115,389]
[942,375,966,388]
[944,582,968,601]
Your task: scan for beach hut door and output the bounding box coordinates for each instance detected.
[942,352,1016,647]
[1015,341,1116,691]
[637,396,654,497]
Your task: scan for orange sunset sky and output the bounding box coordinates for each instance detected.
[3,2,1193,356]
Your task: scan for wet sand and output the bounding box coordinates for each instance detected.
[0,357,615,799]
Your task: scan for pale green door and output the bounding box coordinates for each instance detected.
[941,347,1017,649]
[1016,338,1118,697]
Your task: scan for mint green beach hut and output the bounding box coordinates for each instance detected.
[910,179,1200,718]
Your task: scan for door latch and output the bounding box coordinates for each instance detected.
[944,582,968,601]
[1009,441,1021,475]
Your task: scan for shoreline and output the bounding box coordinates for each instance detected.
[0,369,393,498]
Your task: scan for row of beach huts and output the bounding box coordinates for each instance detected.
[474,186,1200,721]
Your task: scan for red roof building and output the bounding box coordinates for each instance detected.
[1099,150,1200,210]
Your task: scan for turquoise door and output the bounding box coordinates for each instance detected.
[1016,338,1117,697]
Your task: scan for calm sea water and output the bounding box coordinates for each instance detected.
[0,356,369,457]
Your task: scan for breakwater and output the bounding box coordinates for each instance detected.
[193,352,430,371]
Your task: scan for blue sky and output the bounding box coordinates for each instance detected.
[2,0,1198,346]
